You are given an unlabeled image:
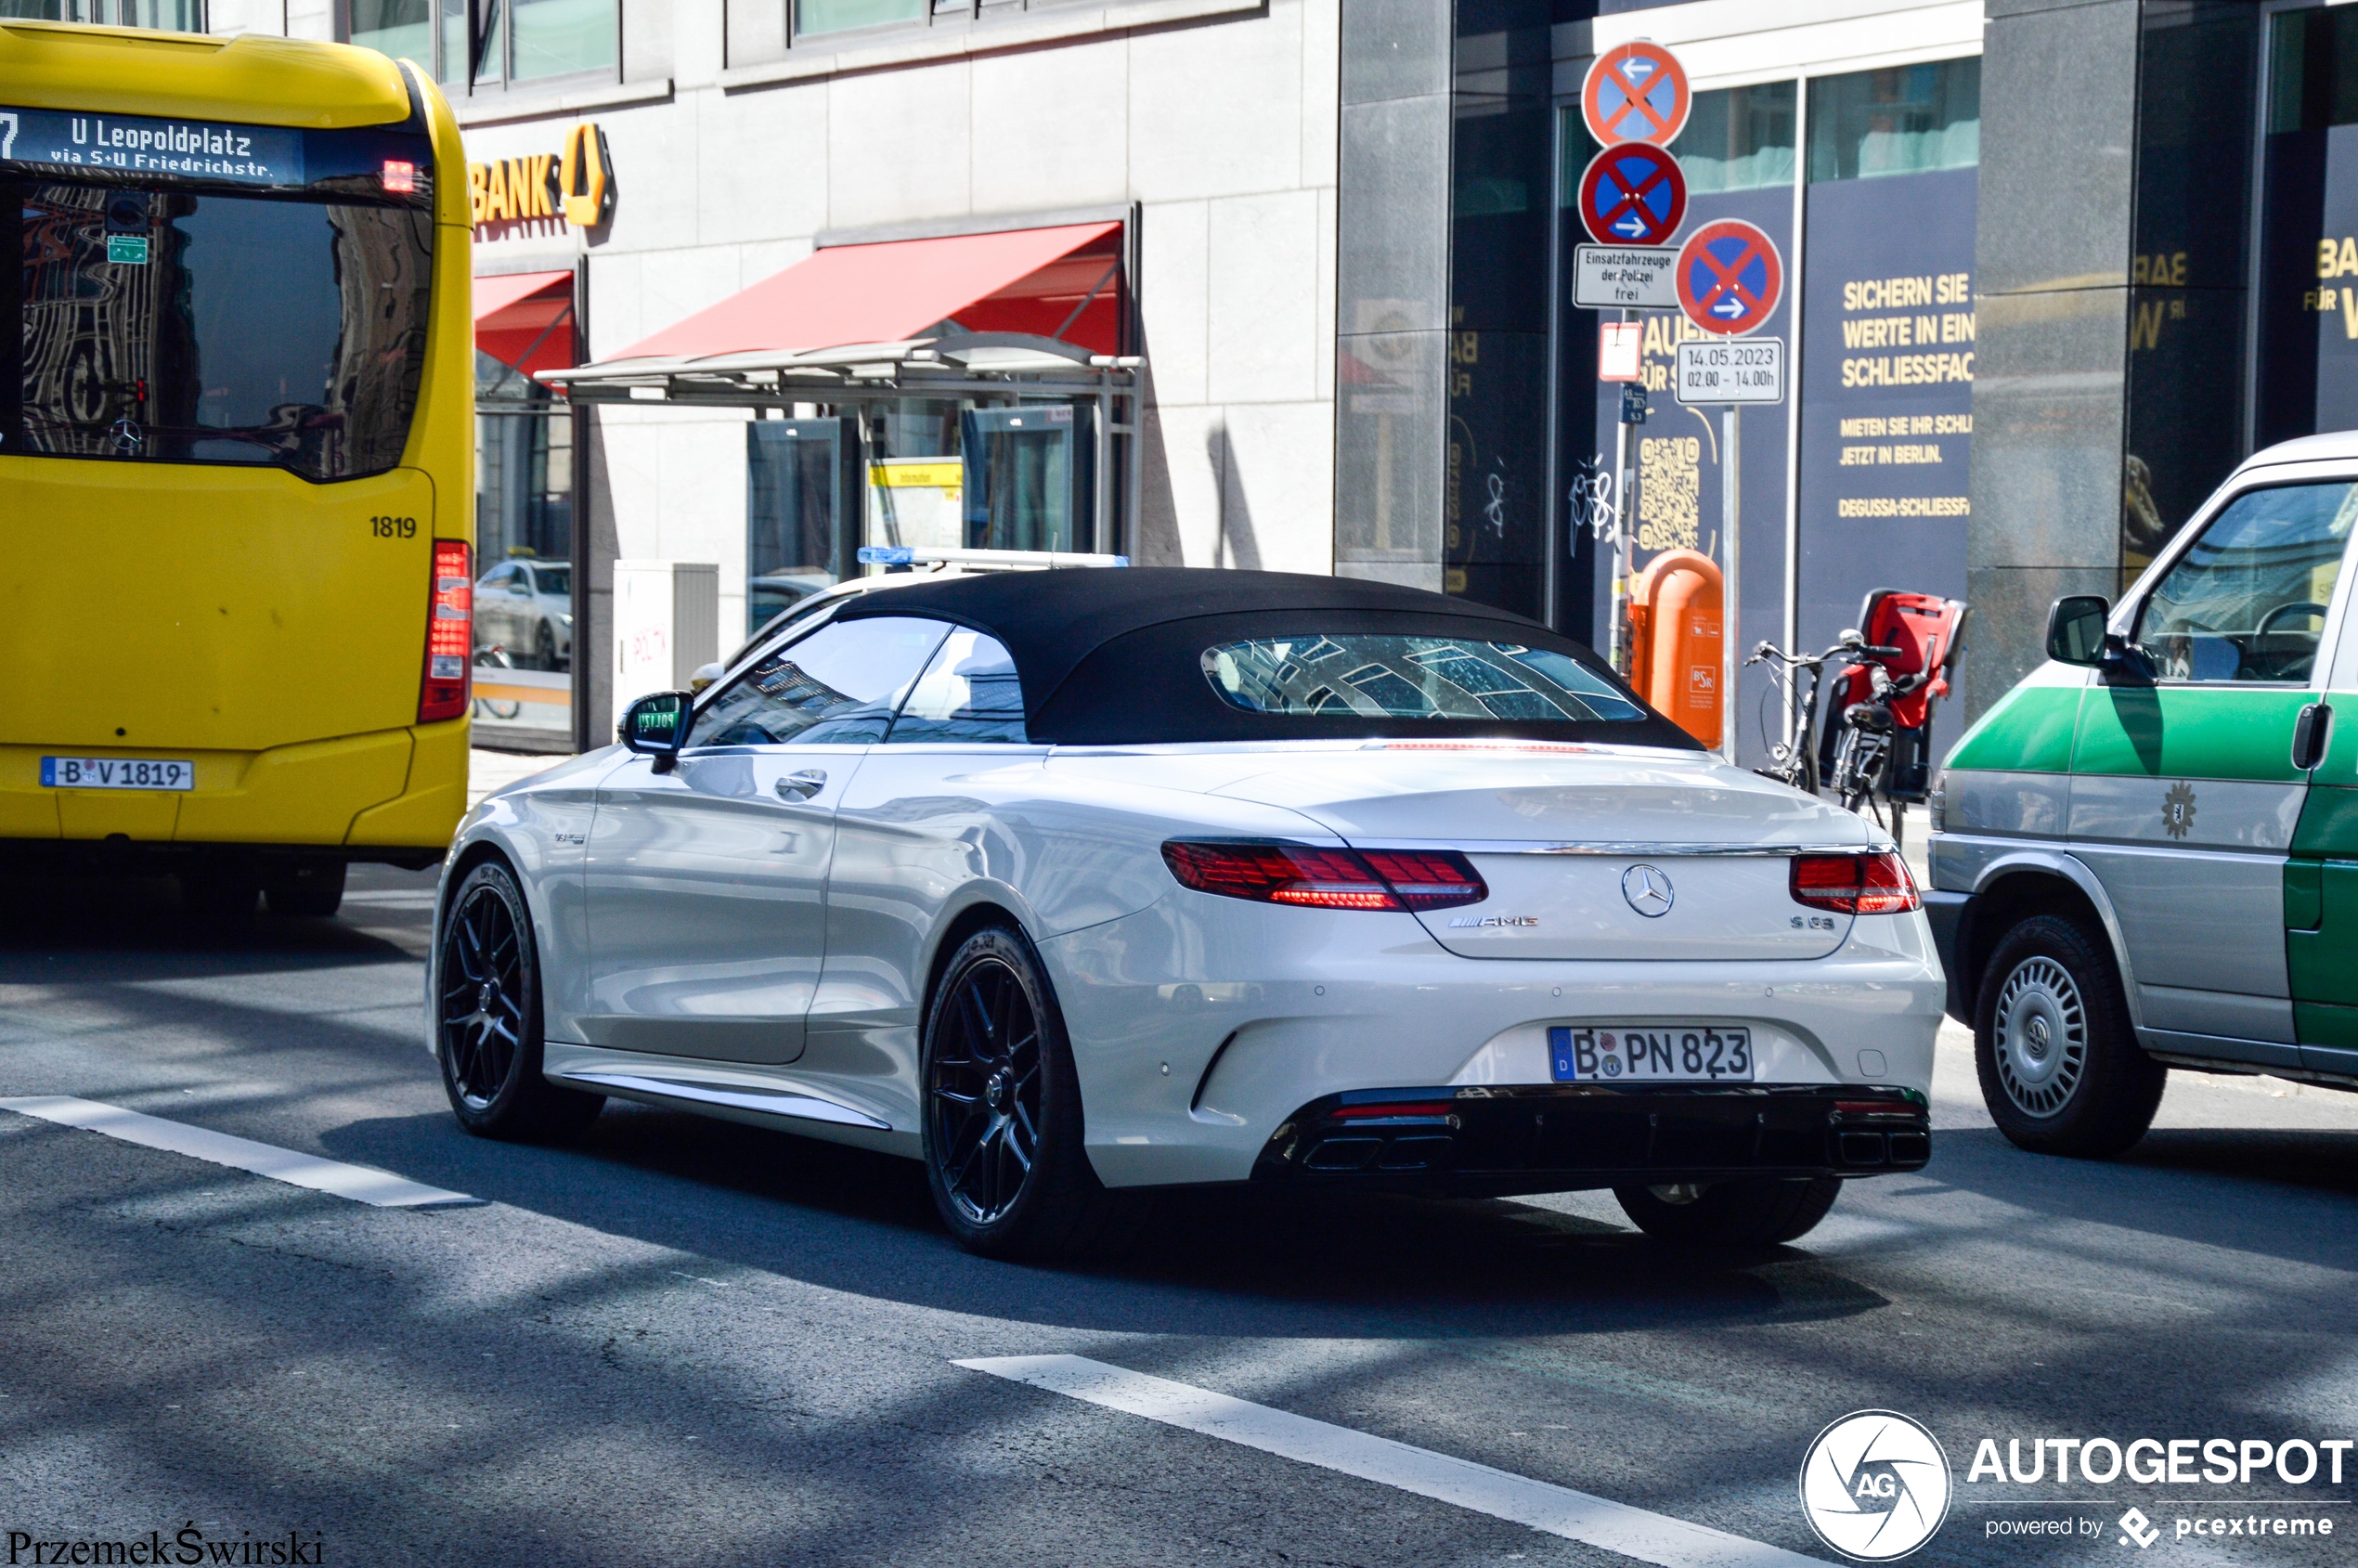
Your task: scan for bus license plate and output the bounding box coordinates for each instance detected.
[1548,1025,1754,1082]
[42,757,195,791]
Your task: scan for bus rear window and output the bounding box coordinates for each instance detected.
[7,182,432,481]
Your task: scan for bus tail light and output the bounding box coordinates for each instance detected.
[420,539,472,724]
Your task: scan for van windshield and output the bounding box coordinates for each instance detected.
[8,180,433,481]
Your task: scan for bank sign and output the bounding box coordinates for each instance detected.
[469,120,615,233]
[0,105,302,185]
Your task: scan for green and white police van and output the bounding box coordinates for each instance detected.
[1928,432,2357,1156]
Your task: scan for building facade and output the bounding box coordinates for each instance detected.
[174,0,2358,761]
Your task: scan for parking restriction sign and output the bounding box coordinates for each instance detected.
[1674,219,1783,337]
[1575,143,1686,247]
[1580,42,1691,148]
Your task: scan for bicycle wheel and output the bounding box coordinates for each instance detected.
[1832,725,1882,811]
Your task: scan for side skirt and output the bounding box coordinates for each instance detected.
[541,1041,921,1158]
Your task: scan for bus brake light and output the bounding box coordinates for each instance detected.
[382,160,416,193]
[420,539,472,724]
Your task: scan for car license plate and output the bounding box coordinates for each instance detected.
[41,757,195,791]
[1548,1024,1754,1082]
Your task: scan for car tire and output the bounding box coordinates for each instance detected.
[264,861,346,918]
[1613,1176,1843,1248]
[920,923,1114,1261]
[534,622,558,672]
[435,859,603,1142]
[1974,913,2162,1158]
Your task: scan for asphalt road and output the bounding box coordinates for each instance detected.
[3,861,2355,1568]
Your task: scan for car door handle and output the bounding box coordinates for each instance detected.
[2292,701,2333,771]
[774,769,827,801]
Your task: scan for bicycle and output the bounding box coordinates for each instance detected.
[1745,628,1906,812]
[1747,591,1969,847]
[472,644,523,721]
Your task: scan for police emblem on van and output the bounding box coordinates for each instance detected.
[2162,780,2196,841]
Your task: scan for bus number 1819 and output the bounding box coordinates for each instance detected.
[370,515,419,538]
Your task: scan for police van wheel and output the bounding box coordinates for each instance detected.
[1974,914,2162,1158]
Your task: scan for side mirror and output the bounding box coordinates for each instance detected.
[2045,595,2110,666]
[620,691,691,772]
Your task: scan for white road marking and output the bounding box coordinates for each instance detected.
[958,1355,1827,1568]
[0,1096,480,1209]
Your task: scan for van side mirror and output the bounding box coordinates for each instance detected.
[620,691,691,772]
[2045,595,2110,666]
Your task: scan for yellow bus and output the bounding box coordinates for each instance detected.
[0,20,473,916]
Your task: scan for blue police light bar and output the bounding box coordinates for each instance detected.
[858,546,914,565]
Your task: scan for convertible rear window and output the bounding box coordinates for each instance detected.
[1204,636,1646,723]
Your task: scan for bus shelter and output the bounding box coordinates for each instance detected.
[539,220,1142,638]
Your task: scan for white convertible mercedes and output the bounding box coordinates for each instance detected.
[432,568,1942,1257]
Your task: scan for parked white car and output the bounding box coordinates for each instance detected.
[432,569,1943,1258]
[474,559,572,670]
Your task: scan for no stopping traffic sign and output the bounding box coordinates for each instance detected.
[1674,219,1783,336]
[1576,144,1687,247]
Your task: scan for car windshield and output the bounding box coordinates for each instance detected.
[10,180,432,480]
[1203,635,1646,722]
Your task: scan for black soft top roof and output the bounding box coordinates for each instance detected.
[832,566,1699,749]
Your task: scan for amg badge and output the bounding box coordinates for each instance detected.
[1449,914,1539,927]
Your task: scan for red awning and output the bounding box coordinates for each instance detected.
[474,269,576,377]
[607,221,1123,364]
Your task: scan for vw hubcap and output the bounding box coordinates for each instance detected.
[1992,955,2087,1118]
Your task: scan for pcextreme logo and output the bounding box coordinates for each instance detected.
[1800,1410,1954,1561]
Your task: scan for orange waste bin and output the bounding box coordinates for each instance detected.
[1627,548,1724,748]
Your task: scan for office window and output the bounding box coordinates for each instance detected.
[797,0,923,38]
[513,0,617,80]
[2271,7,2358,132]
[1678,82,1796,195]
[347,0,615,93]
[351,0,431,71]
[0,0,204,24]
[1807,58,1980,182]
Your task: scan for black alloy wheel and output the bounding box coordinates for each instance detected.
[435,860,602,1141]
[534,621,559,672]
[929,952,1043,1225]
[920,925,1113,1259]
[1613,1175,1844,1248]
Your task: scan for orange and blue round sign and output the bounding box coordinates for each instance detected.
[1581,42,1691,148]
[1675,219,1783,336]
[1576,143,1687,247]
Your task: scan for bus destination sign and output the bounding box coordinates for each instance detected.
[0,106,304,187]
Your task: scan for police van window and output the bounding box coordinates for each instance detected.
[686,616,947,748]
[2136,483,2356,683]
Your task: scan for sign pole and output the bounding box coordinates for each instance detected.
[1612,308,1634,676]
[1721,404,1740,764]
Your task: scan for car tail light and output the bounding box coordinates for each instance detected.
[1790,851,1920,915]
[420,538,472,724]
[1160,841,1487,913]
[1355,849,1487,911]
